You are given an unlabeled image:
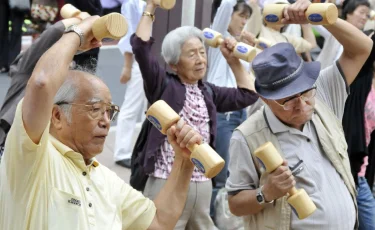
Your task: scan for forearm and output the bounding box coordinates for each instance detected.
[324,19,372,58]
[229,59,254,90]
[136,4,156,41]
[152,158,194,229]
[23,33,80,143]
[228,190,264,216]
[301,24,317,49]
[124,52,133,69]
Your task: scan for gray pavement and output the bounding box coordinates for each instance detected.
[0,46,134,183]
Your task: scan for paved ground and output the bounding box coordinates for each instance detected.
[0,46,136,183]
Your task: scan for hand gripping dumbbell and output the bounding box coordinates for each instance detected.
[254,142,317,219]
[202,28,257,62]
[146,100,225,178]
[60,4,128,41]
[263,3,338,25]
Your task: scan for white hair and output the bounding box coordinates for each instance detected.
[53,79,78,123]
[161,26,204,65]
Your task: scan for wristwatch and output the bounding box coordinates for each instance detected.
[256,186,274,205]
[64,25,84,48]
[142,11,155,22]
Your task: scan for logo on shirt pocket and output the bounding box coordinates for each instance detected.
[68,198,81,207]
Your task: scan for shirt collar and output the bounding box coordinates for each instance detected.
[50,135,99,167]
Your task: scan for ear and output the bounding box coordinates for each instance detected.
[51,105,64,130]
[169,64,178,73]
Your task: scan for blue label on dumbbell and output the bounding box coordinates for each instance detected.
[308,14,323,22]
[259,42,268,49]
[257,158,266,170]
[147,115,162,131]
[191,158,206,173]
[237,45,248,54]
[203,31,214,39]
[265,14,279,22]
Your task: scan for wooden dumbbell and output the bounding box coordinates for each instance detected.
[60,4,128,41]
[202,28,257,62]
[146,100,225,178]
[254,37,275,50]
[153,0,176,10]
[254,142,317,219]
[263,3,338,25]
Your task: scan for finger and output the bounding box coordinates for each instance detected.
[275,170,293,181]
[283,5,290,21]
[176,118,185,131]
[282,160,288,166]
[176,124,192,144]
[180,129,196,148]
[273,165,288,176]
[186,132,203,148]
[166,125,177,144]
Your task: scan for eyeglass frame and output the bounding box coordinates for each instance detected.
[273,86,317,111]
[55,101,120,122]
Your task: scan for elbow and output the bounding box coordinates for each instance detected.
[228,197,246,217]
[28,72,51,91]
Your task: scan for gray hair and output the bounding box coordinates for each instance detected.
[161,26,204,65]
[53,66,96,123]
[53,79,78,123]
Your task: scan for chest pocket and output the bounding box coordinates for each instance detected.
[48,187,83,230]
[290,160,319,196]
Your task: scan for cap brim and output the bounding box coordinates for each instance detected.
[255,61,321,100]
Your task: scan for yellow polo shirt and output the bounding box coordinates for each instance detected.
[0,100,156,230]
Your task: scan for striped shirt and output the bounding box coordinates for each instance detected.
[152,83,211,182]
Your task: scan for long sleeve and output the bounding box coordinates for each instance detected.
[131,34,165,102]
[207,82,258,112]
[211,0,237,35]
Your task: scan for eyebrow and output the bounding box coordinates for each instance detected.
[87,98,114,104]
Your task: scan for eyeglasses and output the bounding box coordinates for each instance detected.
[273,86,317,111]
[56,102,120,122]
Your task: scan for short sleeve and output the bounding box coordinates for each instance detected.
[226,131,260,194]
[121,183,156,230]
[315,62,349,120]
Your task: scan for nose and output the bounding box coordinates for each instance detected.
[99,111,110,129]
[294,97,307,109]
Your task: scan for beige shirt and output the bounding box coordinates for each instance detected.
[0,100,156,230]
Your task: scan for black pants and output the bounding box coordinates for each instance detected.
[0,1,24,68]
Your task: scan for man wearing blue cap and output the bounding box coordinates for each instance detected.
[225,0,373,229]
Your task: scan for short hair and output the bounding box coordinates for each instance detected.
[53,67,97,123]
[161,26,204,65]
[211,0,253,23]
[342,0,370,20]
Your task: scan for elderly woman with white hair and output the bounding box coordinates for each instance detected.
[130,0,258,229]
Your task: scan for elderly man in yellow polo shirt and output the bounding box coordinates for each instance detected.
[0,16,202,230]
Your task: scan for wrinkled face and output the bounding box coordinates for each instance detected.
[54,75,113,161]
[264,88,316,130]
[347,5,370,30]
[172,37,207,84]
[228,8,251,37]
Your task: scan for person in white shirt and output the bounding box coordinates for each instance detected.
[114,0,148,168]
[207,0,252,220]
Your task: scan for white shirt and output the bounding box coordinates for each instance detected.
[314,25,343,69]
[118,0,146,54]
[206,0,250,88]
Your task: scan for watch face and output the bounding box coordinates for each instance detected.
[256,194,263,203]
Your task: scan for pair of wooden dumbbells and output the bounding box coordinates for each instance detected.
[147,101,316,219]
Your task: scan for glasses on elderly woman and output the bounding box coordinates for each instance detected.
[56,101,120,122]
[274,86,317,111]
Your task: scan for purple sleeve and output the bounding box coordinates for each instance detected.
[131,34,165,102]
[206,82,259,112]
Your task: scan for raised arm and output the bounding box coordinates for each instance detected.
[212,0,237,35]
[15,18,82,76]
[132,1,165,102]
[327,19,372,86]
[22,17,101,144]
[282,0,372,86]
